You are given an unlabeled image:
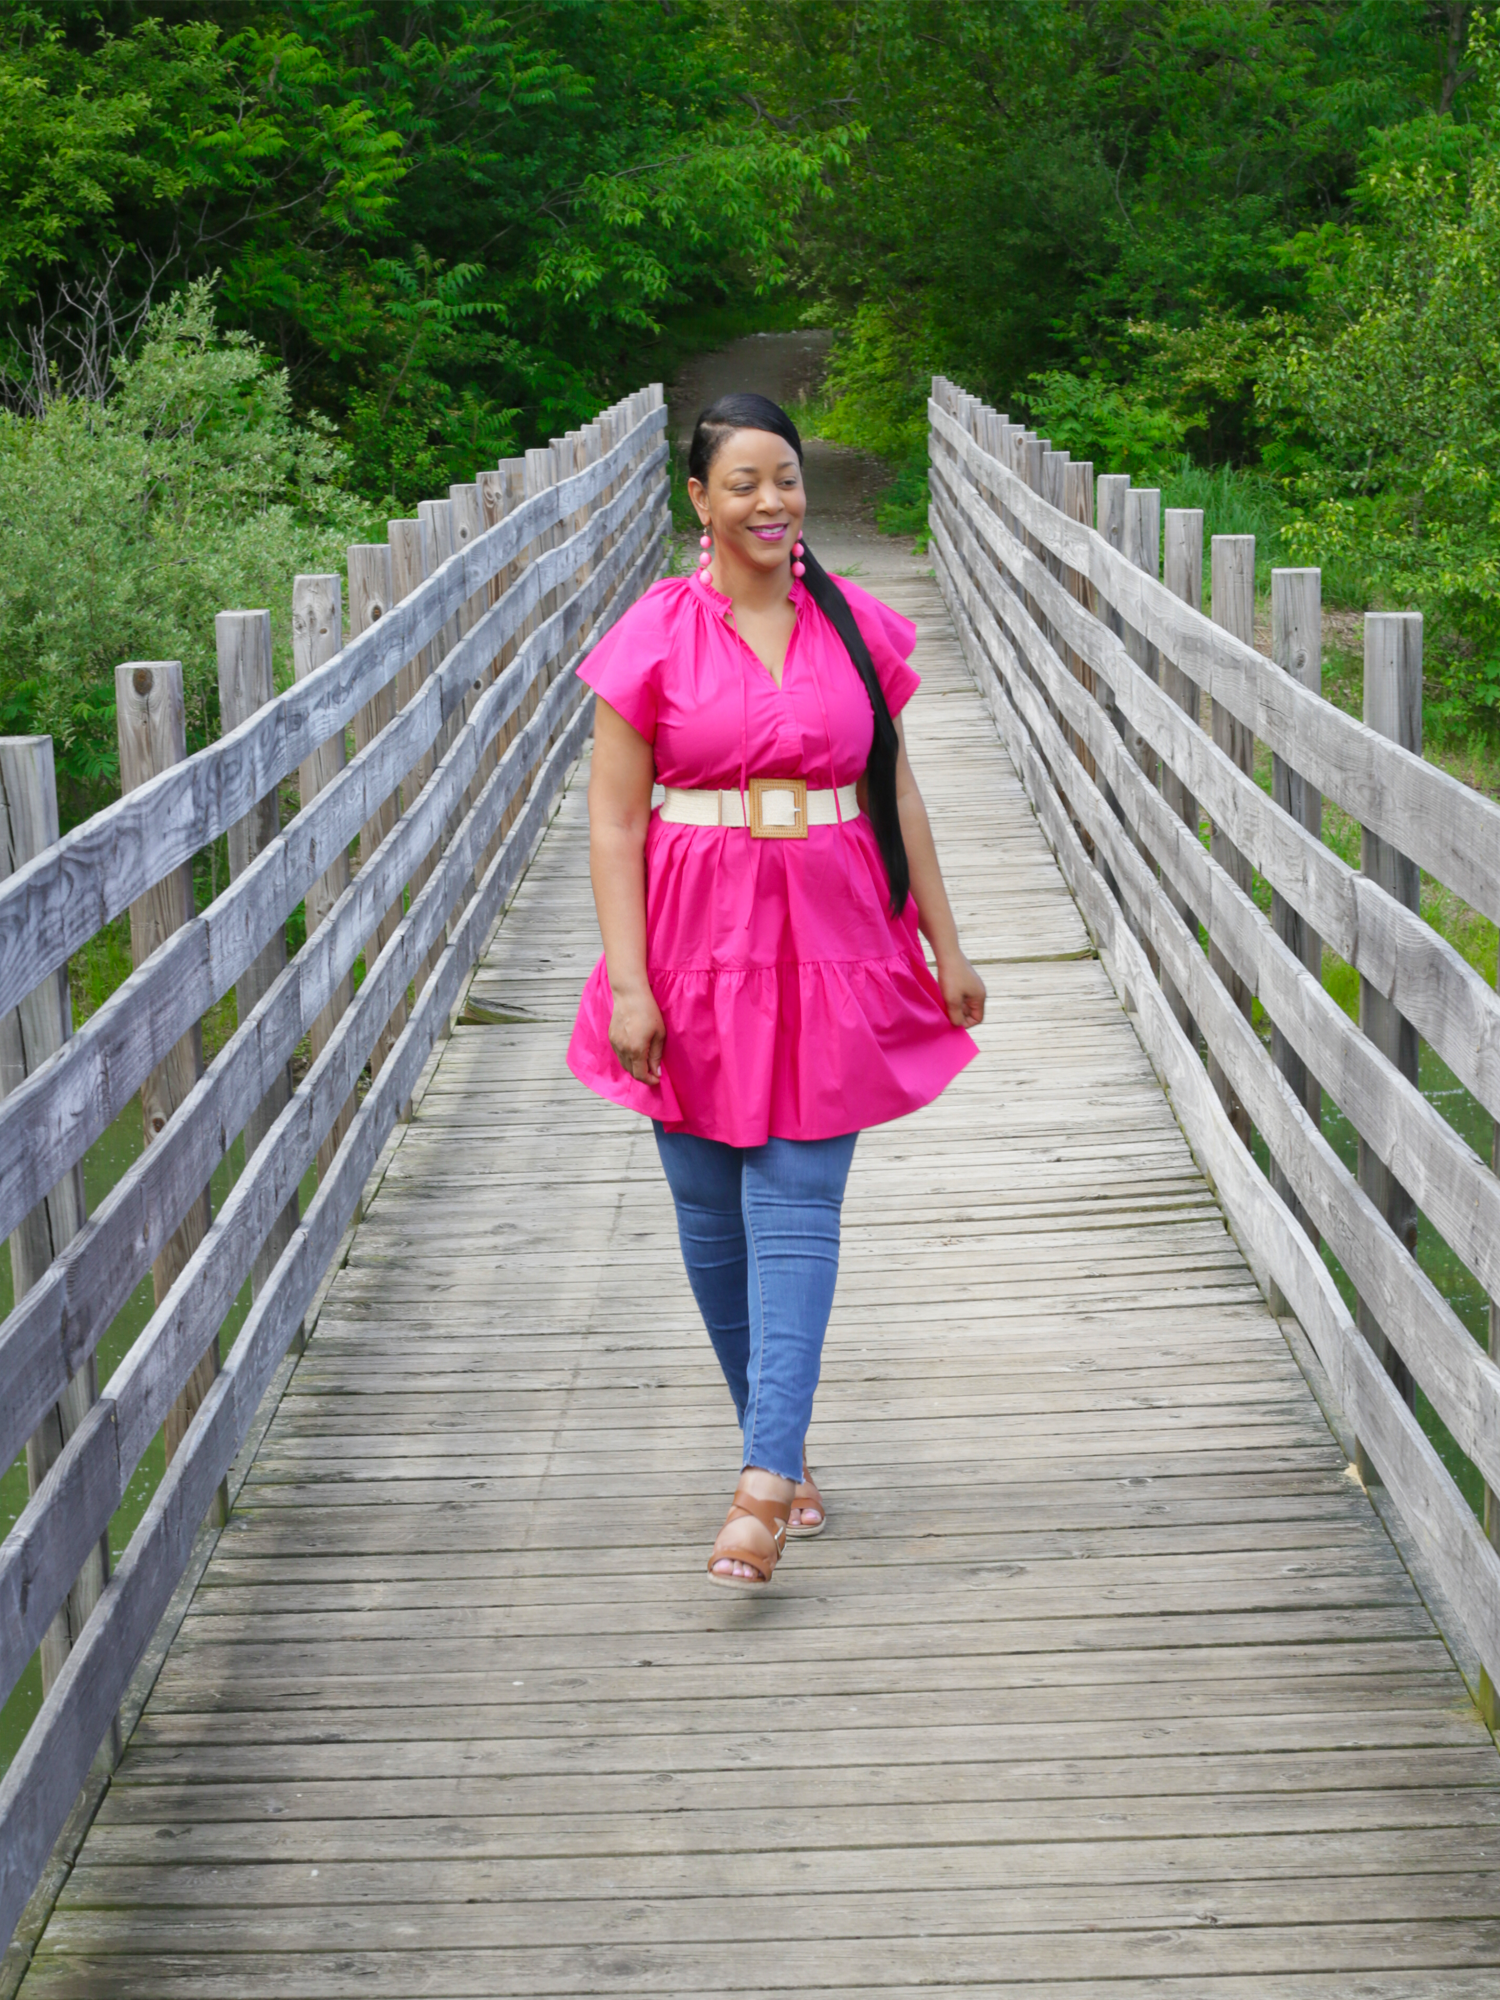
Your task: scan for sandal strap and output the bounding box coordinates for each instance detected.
[707,1480,791,1581]
[728,1481,791,1549]
[707,1538,776,1583]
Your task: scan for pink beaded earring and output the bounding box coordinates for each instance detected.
[697,525,713,570]
[792,538,806,580]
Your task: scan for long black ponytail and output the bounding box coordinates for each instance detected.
[687,393,911,916]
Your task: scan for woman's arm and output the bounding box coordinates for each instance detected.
[587,699,665,1085]
[891,714,987,1029]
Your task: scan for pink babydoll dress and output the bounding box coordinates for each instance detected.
[566,566,978,1144]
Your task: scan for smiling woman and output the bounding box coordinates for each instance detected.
[566,391,986,1588]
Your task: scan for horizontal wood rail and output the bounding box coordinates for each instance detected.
[0,384,668,1950]
[927,377,1500,1707]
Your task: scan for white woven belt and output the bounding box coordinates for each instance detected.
[659,778,859,838]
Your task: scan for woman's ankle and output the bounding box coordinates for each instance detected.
[739,1464,796,1498]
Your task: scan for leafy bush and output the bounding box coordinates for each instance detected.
[1257,30,1500,731]
[0,281,376,823]
[1025,372,1186,482]
[802,301,936,463]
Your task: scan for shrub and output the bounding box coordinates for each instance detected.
[0,282,376,823]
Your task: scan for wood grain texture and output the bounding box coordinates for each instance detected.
[0,500,667,1959]
[0,441,667,1284]
[215,611,296,1297]
[1269,566,1323,1258]
[930,398,1500,930]
[0,406,667,1029]
[0,470,666,1509]
[0,739,106,1702]
[932,502,1500,1697]
[929,487,1500,1510]
[115,663,216,1466]
[928,431,1500,1134]
[0,504,667,1702]
[1357,611,1425,1451]
[291,575,355,1183]
[18,513,1499,1997]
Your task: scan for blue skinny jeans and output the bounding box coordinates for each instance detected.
[653,1125,858,1482]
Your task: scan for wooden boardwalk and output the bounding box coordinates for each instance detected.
[20,538,1500,1996]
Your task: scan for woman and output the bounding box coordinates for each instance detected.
[568,393,986,1587]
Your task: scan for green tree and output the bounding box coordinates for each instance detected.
[1,4,848,500]
[0,279,375,819]
[1259,25,1500,722]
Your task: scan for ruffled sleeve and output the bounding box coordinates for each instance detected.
[577,581,674,741]
[836,576,921,717]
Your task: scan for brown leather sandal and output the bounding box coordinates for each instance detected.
[788,1459,827,1539]
[706,1476,792,1588]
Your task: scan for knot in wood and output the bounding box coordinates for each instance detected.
[132,668,154,696]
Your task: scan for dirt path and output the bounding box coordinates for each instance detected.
[667,329,894,532]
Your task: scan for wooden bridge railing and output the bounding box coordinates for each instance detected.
[0,385,668,1947]
[928,376,1500,1713]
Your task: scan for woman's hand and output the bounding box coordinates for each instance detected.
[608,981,666,1087]
[936,952,987,1029]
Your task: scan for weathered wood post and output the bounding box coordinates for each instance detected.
[1488,977,1500,1729]
[215,611,298,1298]
[1062,459,1096,732]
[1,738,113,1709]
[1208,535,1257,1145]
[1124,487,1162,787]
[292,575,355,1182]
[409,505,453,997]
[447,480,490,870]
[1355,611,1423,1484]
[115,664,223,1509]
[1161,509,1204,1045]
[1059,458,1096,788]
[347,544,406,1078]
[1269,567,1324,1296]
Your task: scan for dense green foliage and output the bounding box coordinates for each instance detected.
[721,1,1496,728]
[1,2,845,495]
[5,0,1500,811]
[0,283,375,814]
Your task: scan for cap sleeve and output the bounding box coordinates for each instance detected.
[836,576,921,717]
[577,585,670,741]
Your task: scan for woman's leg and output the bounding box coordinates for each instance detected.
[652,1125,751,1421]
[740,1131,859,1481]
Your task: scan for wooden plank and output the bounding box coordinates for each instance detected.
[347,541,408,1079]
[931,493,1500,1497]
[0,670,606,1960]
[1269,565,1323,1262]
[930,396,1500,932]
[0,441,668,1271]
[1208,532,1256,1142]
[929,435,1500,1131]
[1357,610,1424,1458]
[18,503,1497,1997]
[0,469,667,1503]
[291,575,355,1183]
[0,405,668,1027]
[115,662,218,1470]
[932,520,1500,1692]
[0,738,108,1705]
[215,611,297,1297]
[0,518,665,1908]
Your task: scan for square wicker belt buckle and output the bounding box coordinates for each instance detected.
[747,776,808,839]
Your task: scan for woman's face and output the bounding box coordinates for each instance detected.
[688,428,807,578]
